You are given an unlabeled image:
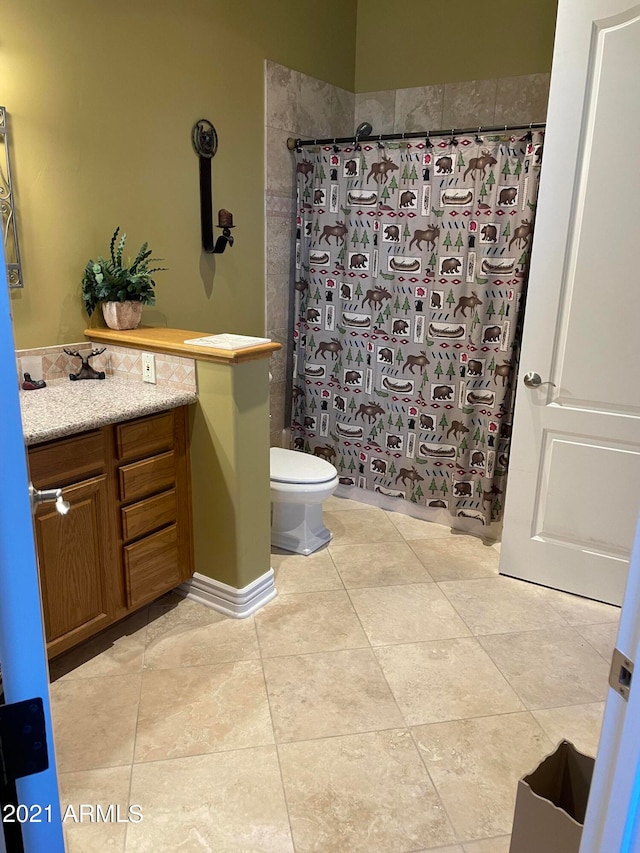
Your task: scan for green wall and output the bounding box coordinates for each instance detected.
[355,0,558,92]
[5,0,357,349]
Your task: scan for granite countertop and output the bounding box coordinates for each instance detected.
[20,377,198,446]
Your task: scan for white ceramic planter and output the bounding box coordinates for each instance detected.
[101,300,143,330]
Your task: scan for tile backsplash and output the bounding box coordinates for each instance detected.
[16,342,196,392]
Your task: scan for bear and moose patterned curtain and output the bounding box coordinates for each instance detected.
[290,130,544,528]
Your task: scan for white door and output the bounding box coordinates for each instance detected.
[500,0,640,605]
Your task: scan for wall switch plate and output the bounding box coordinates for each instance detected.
[142,352,156,384]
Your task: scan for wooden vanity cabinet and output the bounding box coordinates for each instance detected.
[28,407,194,658]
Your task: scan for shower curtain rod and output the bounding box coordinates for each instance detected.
[286,121,545,150]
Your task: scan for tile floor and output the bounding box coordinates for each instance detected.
[49,496,620,852]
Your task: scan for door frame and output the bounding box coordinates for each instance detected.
[581,514,640,851]
[0,252,64,849]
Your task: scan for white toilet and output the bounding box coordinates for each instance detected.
[270,447,339,555]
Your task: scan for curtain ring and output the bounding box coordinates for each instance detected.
[333,138,339,153]
[377,134,384,149]
[475,126,483,145]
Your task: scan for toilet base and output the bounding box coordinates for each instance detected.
[271,500,332,556]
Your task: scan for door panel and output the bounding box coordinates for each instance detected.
[556,12,640,414]
[534,434,640,554]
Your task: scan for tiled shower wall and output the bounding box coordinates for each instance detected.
[265,63,550,447]
[265,61,354,447]
[354,74,550,136]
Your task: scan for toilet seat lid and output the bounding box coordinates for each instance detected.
[270,447,337,484]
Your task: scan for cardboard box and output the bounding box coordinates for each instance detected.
[509,740,595,853]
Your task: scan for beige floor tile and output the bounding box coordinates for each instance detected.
[323,508,402,546]
[51,674,141,772]
[576,622,618,662]
[271,548,344,593]
[329,541,434,587]
[413,847,463,853]
[49,610,148,681]
[324,494,377,511]
[144,598,259,669]
[384,510,452,540]
[134,660,273,762]
[279,730,456,852]
[539,587,621,626]
[410,536,499,581]
[375,638,523,725]
[532,702,605,758]
[255,590,368,657]
[263,648,404,742]
[463,838,511,853]
[126,747,294,852]
[413,713,551,840]
[59,766,131,852]
[438,577,568,635]
[349,583,471,646]
[479,627,609,709]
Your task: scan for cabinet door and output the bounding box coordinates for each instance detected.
[34,475,118,656]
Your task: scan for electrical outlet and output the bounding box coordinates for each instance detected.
[142,352,156,384]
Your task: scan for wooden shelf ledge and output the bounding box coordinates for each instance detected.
[85,327,281,365]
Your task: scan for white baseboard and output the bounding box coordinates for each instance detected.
[177,568,276,618]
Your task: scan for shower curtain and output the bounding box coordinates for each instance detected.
[290,130,544,528]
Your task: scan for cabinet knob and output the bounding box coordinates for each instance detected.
[29,484,70,516]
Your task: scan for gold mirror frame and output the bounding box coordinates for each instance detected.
[0,107,23,288]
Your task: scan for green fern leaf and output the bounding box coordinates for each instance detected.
[110,227,119,265]
[116,233,126,267]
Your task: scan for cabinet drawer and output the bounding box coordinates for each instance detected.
[116,410,174,462]
[119,451,175,503]
[124,525,180,609]
[121,489,177,542]
[29,430,105,488]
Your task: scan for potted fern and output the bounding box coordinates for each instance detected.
[81,227,166,330]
